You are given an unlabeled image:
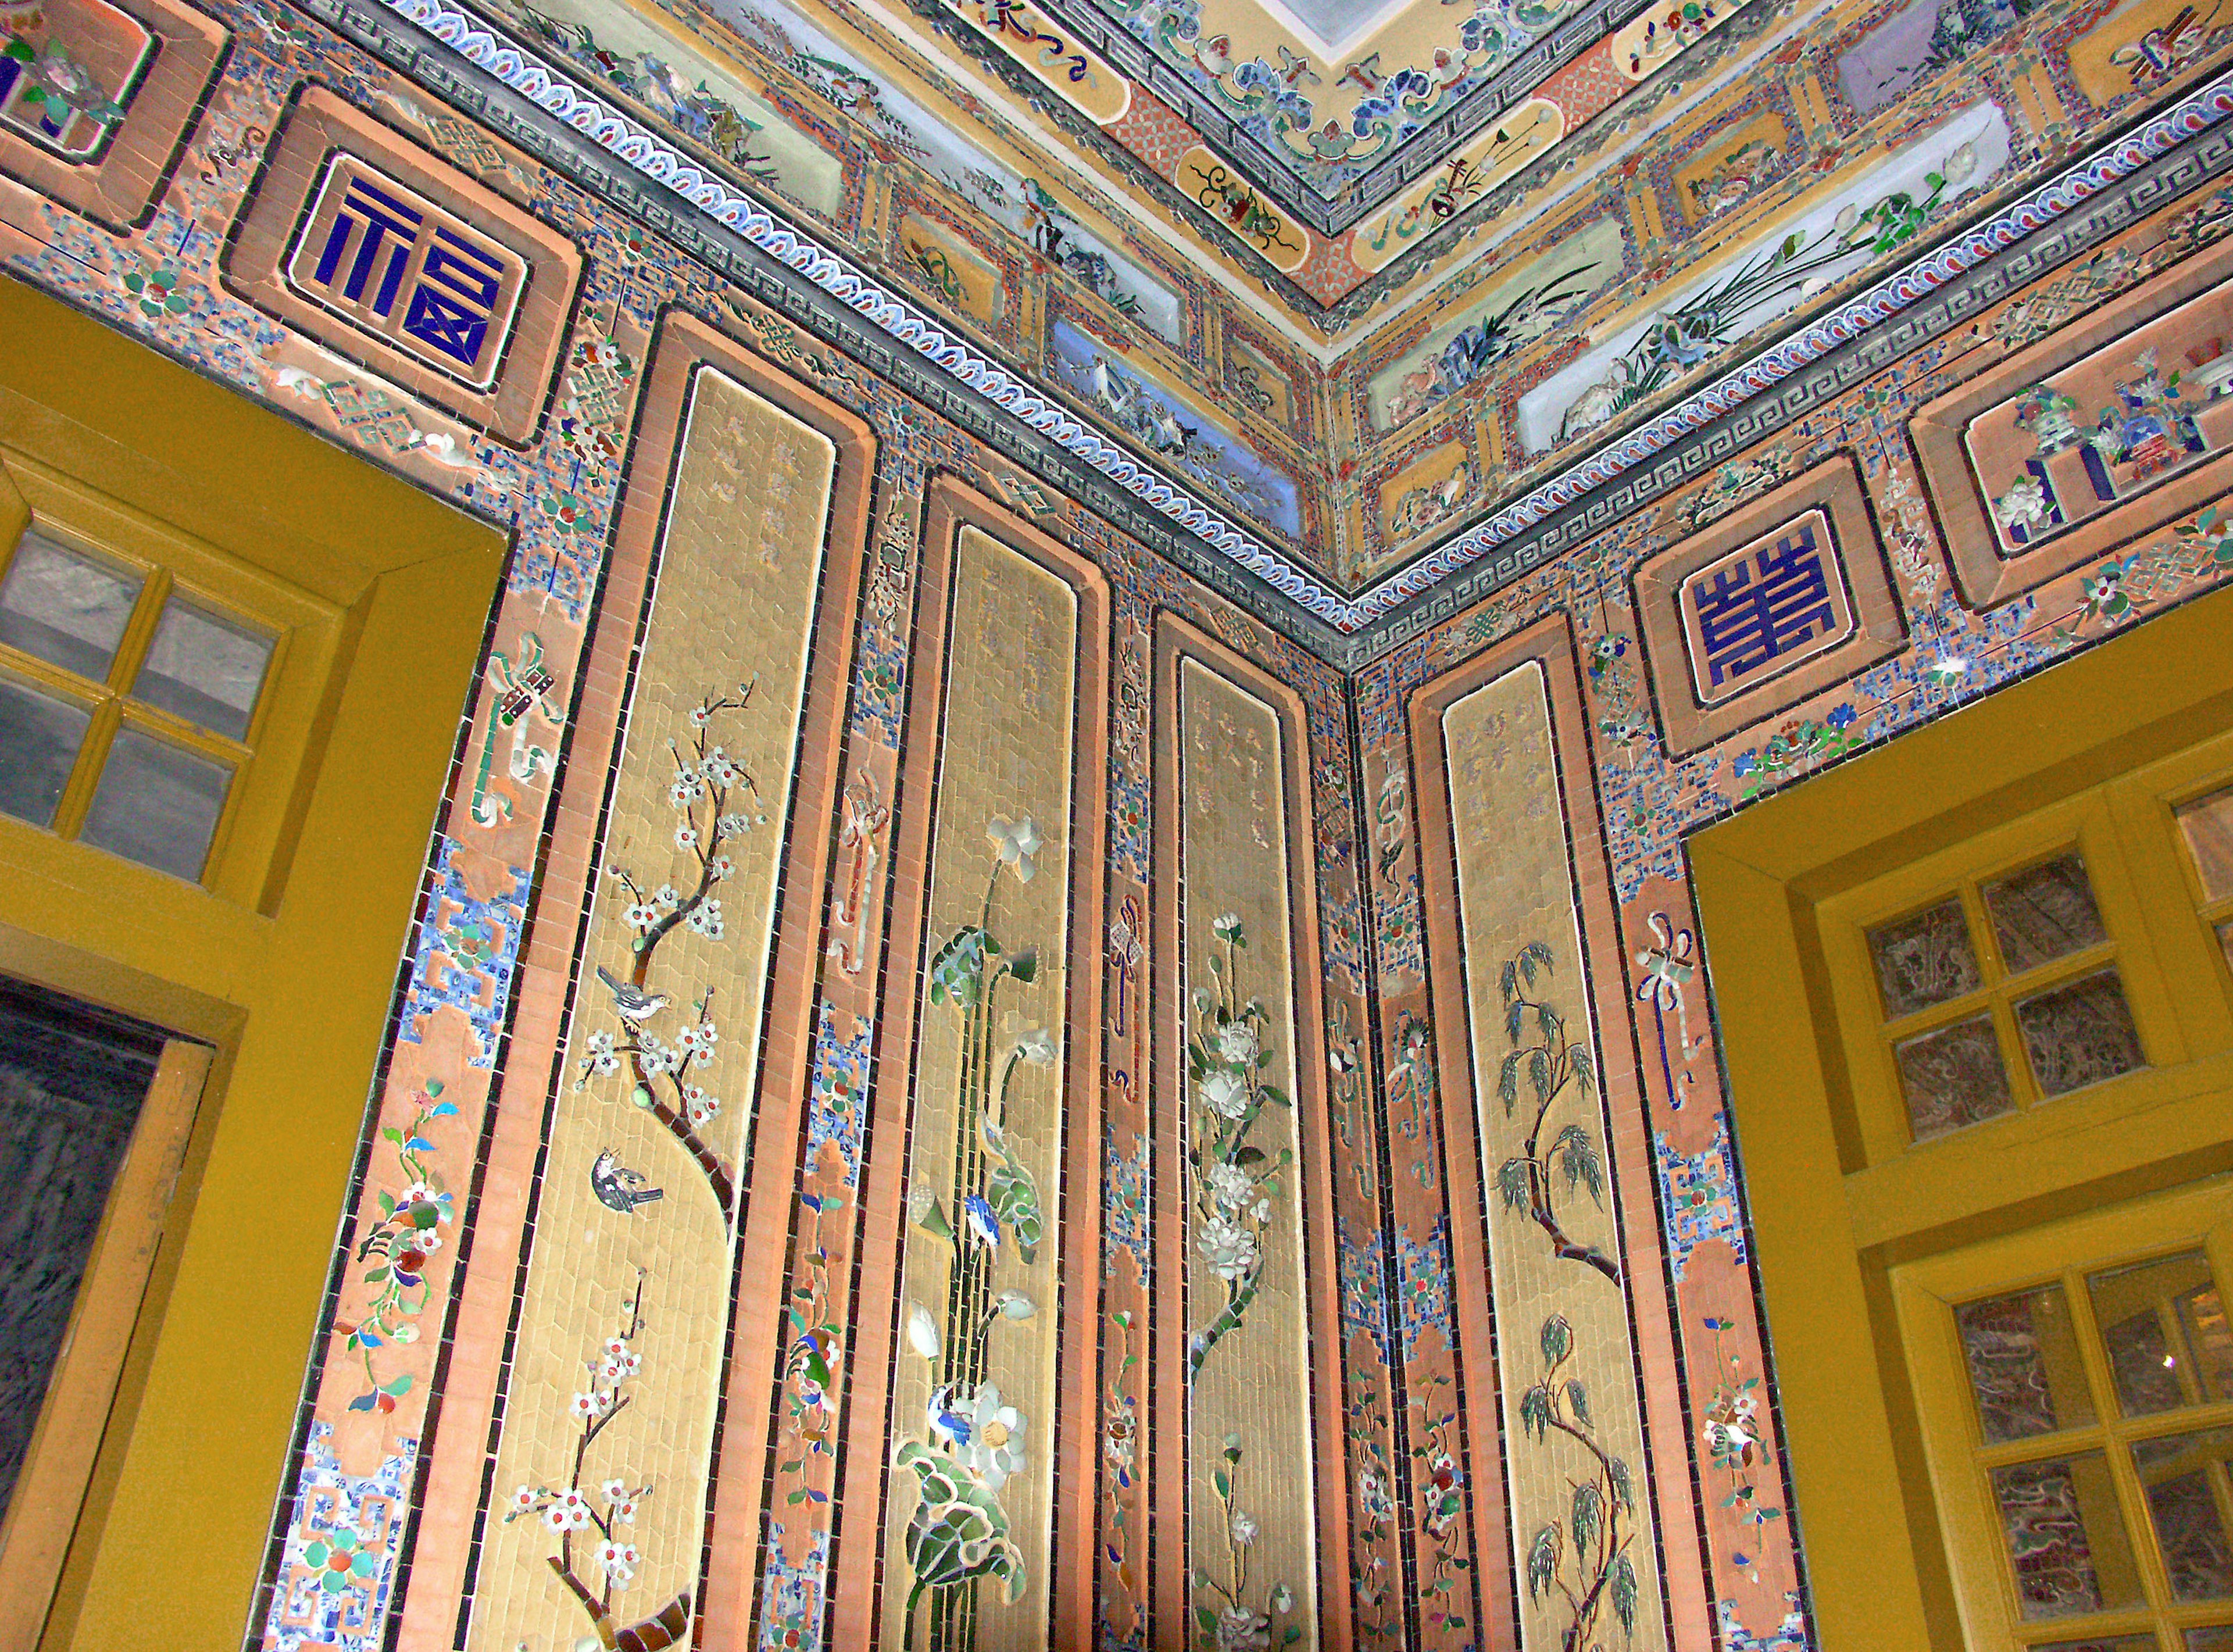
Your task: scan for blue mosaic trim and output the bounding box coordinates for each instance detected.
[368,0,2233,640]
[397,836,531,1066]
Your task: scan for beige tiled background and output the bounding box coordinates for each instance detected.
[878,526,1078,1646]
[1444,663,1670,1652]
[1180,657,1321,1642]
[465,370,835,1649]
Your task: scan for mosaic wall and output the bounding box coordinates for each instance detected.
[8,0,2233,1644]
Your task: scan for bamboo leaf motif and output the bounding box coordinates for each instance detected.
[1611,1553,1639,1636]
[1498,1157,1530,1211]
[1527,1525,1560,1600]
[1572,1482,1601,1554]
[1494,942,1621,1285]
[1540,1312,1572,1368]
[1565,1378,1593,1429]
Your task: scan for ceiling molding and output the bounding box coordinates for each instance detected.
[315,0,2233,665]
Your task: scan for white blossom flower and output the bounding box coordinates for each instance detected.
[1199,1071,1251,1120]
[1212,912,1243,941]
[1015,1025,1058,1067]
[624,902,657,932]
[1217,1605,1271,1650]
[675,823,700,851]
[986,815,1042,882]
[1945,140,1979,185]
[958,1384,1028,1489]
[668,773,704,808]
[550,1487,594,1529]
[993,1289,1036,1321]
[509,1483,540,1515]
[1271,1585,1294,1614]
[709,854,736,881]
[718,812,749,836]
[612,1496,640,1523]
[654,883,682,910]
[686,1092,720,1127]
[1218,1022,1260,1065]
[1197,1214,1260,1282]
[1833,202,1861,238]
[1208,1160,1253,1209]
[1229,1510,1258,1546]
[688,704,712,727]
[597,1540,639,1583]
[686,900,725,940]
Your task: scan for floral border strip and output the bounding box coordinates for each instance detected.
[372,0,2233,642]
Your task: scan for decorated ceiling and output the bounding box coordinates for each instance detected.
[465,0,2221,598]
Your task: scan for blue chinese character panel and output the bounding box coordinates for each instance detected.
[1681,512,1855,700]
[285,154,524,388]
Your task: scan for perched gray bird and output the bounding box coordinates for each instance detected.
[590,1148,664,1213]
[596,964,669,1022]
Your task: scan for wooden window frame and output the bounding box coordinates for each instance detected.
[1692,581,2233,1652]
[0,272,505,1652]
[1893,1180,2233,1650]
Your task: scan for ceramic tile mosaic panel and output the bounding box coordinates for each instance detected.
[1439,659,1670,1652]
[1177,656,1322,1646]
[9,0,2233,1638]
[878,523,1079,1644]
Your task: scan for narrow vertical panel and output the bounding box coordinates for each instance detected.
[1178,656,1322,1646]
[879,525,1078,1646]
[1442,663,1670,1652]
[461,369,836,1650]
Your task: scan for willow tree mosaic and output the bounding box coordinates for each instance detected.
[1442,662,1667,1652]
[1180,658,1318,1648]
[883,529,1078,1647]
[464,372,836,1647]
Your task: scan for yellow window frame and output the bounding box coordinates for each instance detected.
[1692,581,2233,1652]
[0,455,343,906]
[1893,1177,2233,1651]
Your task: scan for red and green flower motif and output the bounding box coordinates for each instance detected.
[299,1524,379,1595]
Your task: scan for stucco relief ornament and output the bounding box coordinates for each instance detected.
[893,815,1056,1646]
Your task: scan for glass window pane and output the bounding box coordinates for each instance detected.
[2216,920,2233,975]
[1870,898,1984,1019]
[78,729,229,882]
[1895,1012,2015,1139]
[1991,1450,2145,1618]
[2186,1628,2233,1650]
[0,673,91,828]
[131,595,270,741]
[0,530,141,681]
[2131,1428,2233,1603]
[2015,970,2146,1097]
[1957,1283,2096,1442]
[2088,1252,2233,1416]
[1985,852,2110,973]
[2179,785,2233,904]
[2036,1637,2159,1651]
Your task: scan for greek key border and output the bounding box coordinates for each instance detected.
[313,0,2233,663]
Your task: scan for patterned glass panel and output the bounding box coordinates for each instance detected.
[1956,1283,2095,1442]
[1991,1451,2144,1619]
[0,530,140,682]
[2014,970,2145,1097]
[2088,1252,2233,1418]
[2216,920,2233,974]
[1895,1012,2014,1139]
[1870,898,1983,1018]
[2186,1627,2233,1649]
[2036,1637,2159,1651]
[2131,1428,2233,1603]
[1985,852,2110,974]
[0,673,90,828]
[2178,786,2233,904]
